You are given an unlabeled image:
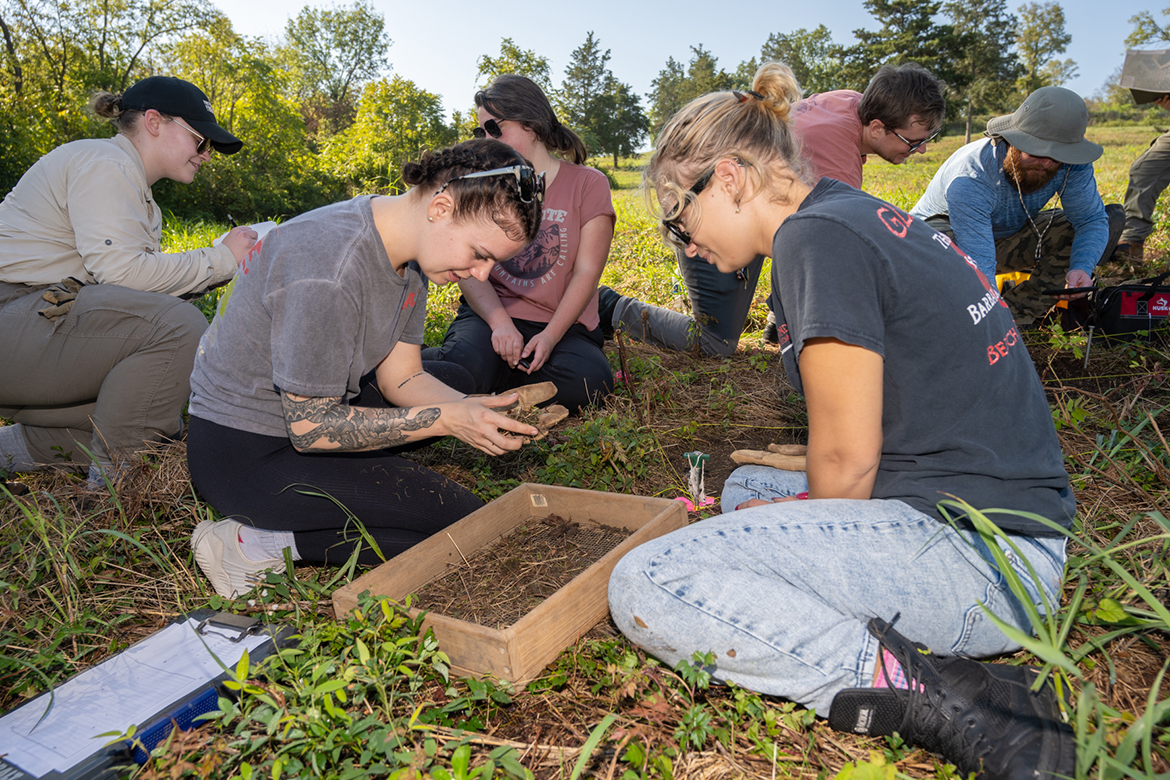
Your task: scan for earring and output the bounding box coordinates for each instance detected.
[428,216,434,222]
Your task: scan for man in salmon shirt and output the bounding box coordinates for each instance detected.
[598,62,946,355]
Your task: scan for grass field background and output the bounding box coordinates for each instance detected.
[1,123,1168,779]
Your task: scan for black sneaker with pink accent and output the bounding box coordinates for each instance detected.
[828,618,1075,780]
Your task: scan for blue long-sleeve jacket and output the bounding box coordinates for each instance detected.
[910,139,1108,281]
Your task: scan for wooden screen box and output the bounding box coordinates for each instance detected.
[332,483,687,685]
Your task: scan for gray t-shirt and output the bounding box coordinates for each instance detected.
[189,196,428,438]
[771,179,1075,534]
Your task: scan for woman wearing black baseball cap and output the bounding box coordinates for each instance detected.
[0,75,256,489]
[118,75,244,155]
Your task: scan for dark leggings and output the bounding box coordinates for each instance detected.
[187,363,482,566]
[421,301,613,413]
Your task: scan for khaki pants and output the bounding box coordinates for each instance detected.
[0,281,207,470]
[1121,131,1170,244]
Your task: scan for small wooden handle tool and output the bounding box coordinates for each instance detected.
[767,443,808,456]
[481,381,557,411]
[730,449,808,471]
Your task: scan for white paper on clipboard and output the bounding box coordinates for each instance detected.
[211,221,279,247]
[0,618,271,777]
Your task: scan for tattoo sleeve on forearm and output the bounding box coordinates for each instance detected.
[281,392,442,452]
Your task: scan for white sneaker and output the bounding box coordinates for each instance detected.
[192,519,286,599]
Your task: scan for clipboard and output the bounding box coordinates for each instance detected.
[0,610,296,779]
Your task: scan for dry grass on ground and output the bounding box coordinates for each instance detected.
[3,124,1170,777]
[3,327,1168,778]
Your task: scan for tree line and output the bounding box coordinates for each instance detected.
[0,0,1159,221]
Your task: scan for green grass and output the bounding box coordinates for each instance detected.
[2,131,1168,779]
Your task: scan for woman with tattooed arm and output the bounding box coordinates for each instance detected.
[185,139,544,599]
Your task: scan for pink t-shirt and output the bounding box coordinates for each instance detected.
[489,162,614,330]
[792,90,865,189]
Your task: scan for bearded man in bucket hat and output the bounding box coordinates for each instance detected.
[911,86,1124,327]
[0,75,257,491]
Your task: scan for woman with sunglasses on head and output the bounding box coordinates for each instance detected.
[608,63,1077,779]
[0,76,257,489]
[423,75,615,413]
[186,139,545,599]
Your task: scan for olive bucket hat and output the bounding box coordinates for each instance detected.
[985,86,1102,165]
[120,76,243,155]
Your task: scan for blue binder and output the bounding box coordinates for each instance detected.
[0,610,295,779]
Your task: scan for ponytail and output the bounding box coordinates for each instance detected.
[90,90,141,133]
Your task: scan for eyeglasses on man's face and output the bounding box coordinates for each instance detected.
[169,116,212,155]
[435,165,546,204]
[662,167,717,247]
[890,126,940,153]
[472,118,504,140]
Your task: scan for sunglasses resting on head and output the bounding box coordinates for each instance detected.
[435,165,546,204]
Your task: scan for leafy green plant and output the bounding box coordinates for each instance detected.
[536,414,661,492]
[670,652,716,751]
[1051,396,1090,431]
[939,498,1170,778]
[1047,322,1089,360]
[198,593,530,778]
[424,281,464,347]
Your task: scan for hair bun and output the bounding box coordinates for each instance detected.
[751,62,802,123]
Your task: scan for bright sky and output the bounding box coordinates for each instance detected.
[216,0,1155,121]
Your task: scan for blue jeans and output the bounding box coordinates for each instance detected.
[422,301,612,413]
[607,467,1067,715]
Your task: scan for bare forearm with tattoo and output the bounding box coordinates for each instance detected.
[281,391,442,452]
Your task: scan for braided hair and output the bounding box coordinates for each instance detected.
[475,75,588,164]
[403,139,542,242]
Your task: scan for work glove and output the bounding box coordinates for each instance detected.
[500,382,569,441]
[38,277,85,321]
[475,381,570,441]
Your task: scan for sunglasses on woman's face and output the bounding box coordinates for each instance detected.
[472,118,504,139]
[169,116,212,155]
[435,165,546,204]
[661,167,717,247]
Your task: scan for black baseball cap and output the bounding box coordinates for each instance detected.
[120,76,243,155]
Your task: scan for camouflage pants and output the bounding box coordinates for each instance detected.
[927,204,1124,326]
[1121,131,1170,244]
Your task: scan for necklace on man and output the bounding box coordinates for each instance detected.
[1008,152,1070,266]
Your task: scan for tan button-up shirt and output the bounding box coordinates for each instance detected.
[0,133,236,295]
